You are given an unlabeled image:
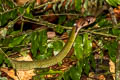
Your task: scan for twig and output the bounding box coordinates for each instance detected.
[7,9,25,28]
[108,6,120,80]
[23,16,119,38]
[40,13,81,16]
[0,48,21,80]
[0,48,12,63]
[116,40,120,80]
[0,45,27,49]
[34,0,61,9]
[81,29,117,38]
[109,7,118,27]
[6,27,47,39]
[0,8,17,14]
[23,17,72,29]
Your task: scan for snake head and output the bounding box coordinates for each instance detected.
[85,16,96,25]
[74,17,96,28]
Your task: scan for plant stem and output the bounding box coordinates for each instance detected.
[116,40,120,80]
[23,16,118,38]
[80,29,117,38]
[109,7,118,27]
[34,0,61,9]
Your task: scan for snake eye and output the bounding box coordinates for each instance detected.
[86,17,92,24]
[86,17,96,24]
[87,19,91,23]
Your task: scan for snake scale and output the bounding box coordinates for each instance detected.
[0,17,96,70]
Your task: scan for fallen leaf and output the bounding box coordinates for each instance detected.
[109,59,115,80]
[0,68,18,80]
[47,31,56,38]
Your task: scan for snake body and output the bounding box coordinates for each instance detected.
[11,26,76,70]
[0,17,95,70]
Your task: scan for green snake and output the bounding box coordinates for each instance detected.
[0,17,95,70]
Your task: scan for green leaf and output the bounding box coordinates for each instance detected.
[117,0,120,4]
[26,6,31,14]
[0,28,7,39]
[106,0,117,7]
[0,77,8,80]
[58,0,64,11]
[31,32,39,57]
[36,54,47,60]
[31,30,47,58]
[70,67,81,80]
[0,0,2,4]
[64,20,75,27]
[0,14,1,26]
[22,35,31,44]
[0,14,8,26]
[76,61,83,76]
[4,58,11,67]
[74,35,84,60]
[75,0,82,11]
[0,9,17,26]
[64,71,70,80]
[20,49,29,56]
[70,0,74,8]
[17,7,24,14]
[63,60,83,80]
[83,33,92,57]
[89,54,96,70]
[38,30,47,54]
[65,0,71,10]
[104,41,117,62]
[55,25,64,34]
[58,16,66,24]
[83,0,88,10]
[53,40,64,55]
[8,34,27,48]
[112,28,120,36]
[21,5,34,18]
[53,4,57,12]
[98,19,112,27]
[83,58,90,75]
[24,12,33,18]
[47,48,53,57]
[0,54,4,65]
[10,30,20,35]
[5,0,15,8]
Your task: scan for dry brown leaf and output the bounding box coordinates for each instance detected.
[16,70,35,80]
[97,75,106,80]
[47,31,56,38]
[89,72,95,78]
[0,68,18,80]
[109,59,115,80]
[11,54,35,80]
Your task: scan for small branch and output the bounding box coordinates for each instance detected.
[116,40,120,80]
[109,7,118,27]
[34,0,61,9]
[92,23,120,32]
[23,17,72,29]
[7,9,25,28]
[6,27,47,39]
[40,13,81,16]
[36,69,63,75]
[0,45,27,49]
[0,48,12,63]
[23,16,118,38]
[20,20,24,32]
[80,29,117,38]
